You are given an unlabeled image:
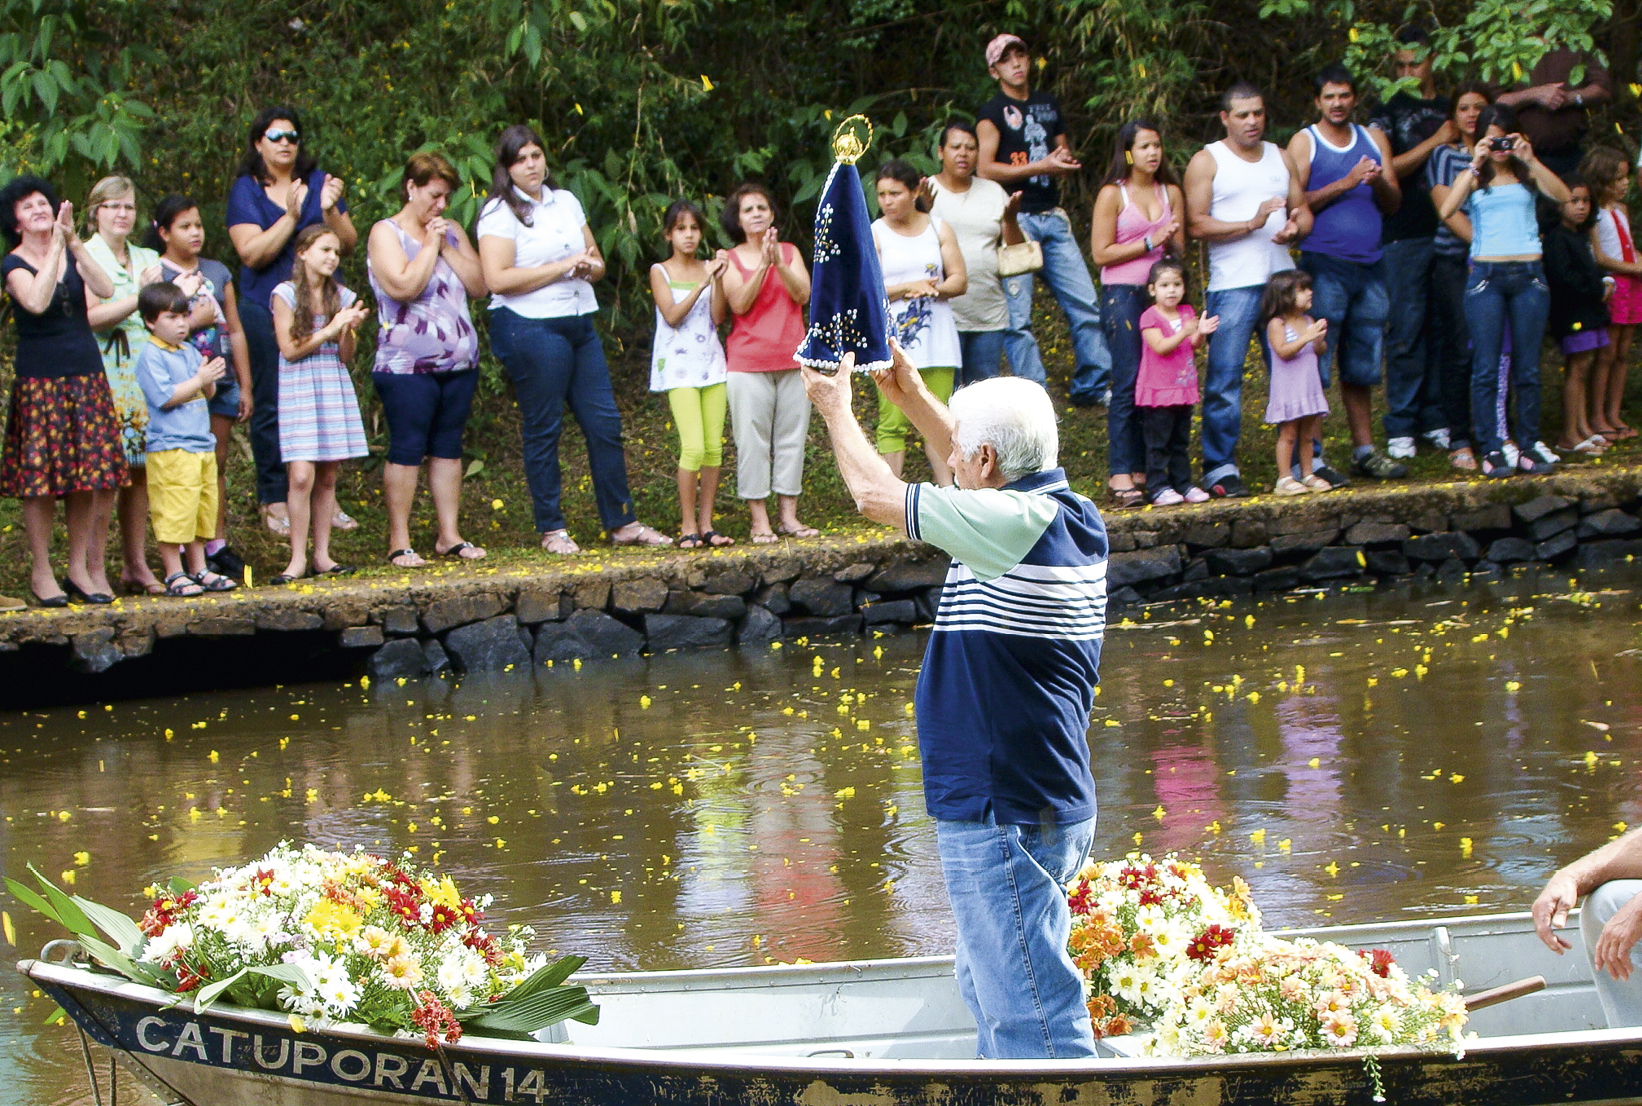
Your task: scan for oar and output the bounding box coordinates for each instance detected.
[1464,975,1546,1012]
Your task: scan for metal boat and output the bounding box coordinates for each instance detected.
[18,909,1642,1105]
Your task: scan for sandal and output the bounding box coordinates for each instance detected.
[1449,447,1478,471]
[610,523,672,547]
[161,571,204,598]
[436,541,486,561]
[1108,487,1146,510]
[702,530,735,547]
[262,506,291,536]
[268,572,303,585]
[677,533,705,549]
[315,563,356,577]
[196,571,238,592]
[777,523,820,539]
[541,529,580,555]
[388,548,425,568]
[331,509,359,532]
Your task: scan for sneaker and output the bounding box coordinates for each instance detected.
[1387,436,1416,459]
[1208,473,1251,498]
[1422,428,1452,451]
[1352,451,1408,480]
[1480,450,1514,478]
[1519,441,1559,474]
[1312,463,1351,489]
[1150,488,1185,506]
[1183,486,1210,503]
[207,545,248,580]
[1301,473,1334,492]
[1274,476,1312,496]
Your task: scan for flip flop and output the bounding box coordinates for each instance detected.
[437,541,486,561]
[268,573,303,586]
[1108,487,1146,510]
[677,533,705,549]
[331,509,360,532]
[610,523,672,547]
[315,564,356,577]
[541,529,580,555]
[702,530,735,547]
[777,523,820,539]
[388,548,425,568]
[262,508,291,536]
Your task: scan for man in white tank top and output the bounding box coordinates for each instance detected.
[1183,83,1311,498]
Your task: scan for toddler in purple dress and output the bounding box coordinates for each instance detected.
[1261,270,1332,496]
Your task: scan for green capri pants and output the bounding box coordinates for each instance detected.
[668,382,727,472]
[876,367,956,453]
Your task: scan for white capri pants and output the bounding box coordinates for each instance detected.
[728,368,809,500]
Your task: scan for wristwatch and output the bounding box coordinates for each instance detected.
[1573,92,1585,107]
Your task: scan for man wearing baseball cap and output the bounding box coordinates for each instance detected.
[976,34,1113,408]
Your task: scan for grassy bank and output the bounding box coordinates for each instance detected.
[0,304,1637,599]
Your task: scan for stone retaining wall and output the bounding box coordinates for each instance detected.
[2,468,1638,685]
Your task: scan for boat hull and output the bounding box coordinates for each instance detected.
[22,957,1642,1106]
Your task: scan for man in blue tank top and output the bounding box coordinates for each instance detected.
[1287,63,1408,482]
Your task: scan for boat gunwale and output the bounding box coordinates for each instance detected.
[21,942,1642,1083]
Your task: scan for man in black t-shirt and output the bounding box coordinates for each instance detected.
[1368,26,1455,460]
[975,34,1112,406]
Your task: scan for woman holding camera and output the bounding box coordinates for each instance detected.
[1435,102,1570,478]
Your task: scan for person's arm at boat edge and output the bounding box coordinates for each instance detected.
[1533,828,1642,976]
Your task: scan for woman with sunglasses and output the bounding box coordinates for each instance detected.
[226,105,357,540]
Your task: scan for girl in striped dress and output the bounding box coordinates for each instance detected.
[269,224,370,583]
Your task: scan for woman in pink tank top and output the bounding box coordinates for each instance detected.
[1090,120,1186,508]
[716,182,816,542]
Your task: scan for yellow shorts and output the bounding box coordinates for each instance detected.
[146,448,219,545]
[877,367,956,454]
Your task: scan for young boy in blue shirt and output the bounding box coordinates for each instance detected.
[134,283,235,596]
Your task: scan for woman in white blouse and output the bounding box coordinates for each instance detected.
[476,124,670,554]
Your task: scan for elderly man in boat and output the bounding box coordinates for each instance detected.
[1535,826,1642,1027]
[804,345,1106,1060]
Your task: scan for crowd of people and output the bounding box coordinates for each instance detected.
[0,30,1638,608]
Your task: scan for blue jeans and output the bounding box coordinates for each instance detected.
[1299,252,1389,389]
[958,330,1006,386]
[1002,274,1047,384]
[1583,880,1642,1028]
[938,812,1098,1059]
[488,309,637,534]
[1464,260,1548,455]
[1429,252,1475,449]
[238,298,287,505]
[1015,209,1112,402]
[1201,285,1267,484]
[1381,237,1447,439]
[1100,283,1149,477]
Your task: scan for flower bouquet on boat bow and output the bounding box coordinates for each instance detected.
[8,842,597,1048]
[1067,855,1468,1057]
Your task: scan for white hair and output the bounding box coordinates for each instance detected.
[947,376,1058,482]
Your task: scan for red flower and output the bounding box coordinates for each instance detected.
[173,961,211,993]
[1138,888,1163,906]
[1186,924,1236,962]
[386,887,423,927]
[139,890,198,936]
[250,868,276,897]
[1068,882,1093,916]
[462,929,504,965]
[1117,863,1159,891]
[1362,948,1395,978]
[427,902,460,933]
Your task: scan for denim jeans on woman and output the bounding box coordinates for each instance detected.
[1011,209,1113,403]
[237,297,288,505]
[937,812,1098,1059]
[488,308,638,534]
[1100,283,1149,479]
[1463,261,1548,455]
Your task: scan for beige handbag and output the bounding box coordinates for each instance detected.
[996,238,1043,277]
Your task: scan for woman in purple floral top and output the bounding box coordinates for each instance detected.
[366,153,488,567]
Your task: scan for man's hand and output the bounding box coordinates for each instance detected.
[802,352,855,417]
[1272,214,1302,245]
[1043,146,1082,177]
[868,338,921,411]
[1348,155,1382,187]
[1595,893,1642,980]
[1532,872,1580,953]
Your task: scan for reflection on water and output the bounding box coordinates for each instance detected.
[3,571,1641,1102]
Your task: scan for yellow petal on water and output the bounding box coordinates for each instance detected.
[1250,828,1266,844]
[1449,773,1464,783]
[1324,861,1339,877]
[164,728,174,740]
[1433,821,1445,831]
[1153,805,1166,822]
[208,750,219,763]
[56,811,70,822]
[1505,680,1521,692]
[73,851,89,866]
[1104,719,1121,727]
[640,695,652,709]
[1132,831,1143,846]
[1460,837,1473,858]
[1246,691,1260,704]
[1,912,13,946]
[611,890,622,904]
[359,675,370,690]
[1308,757,1320,769]
[1279,838,1292,853]
[487,815,499,824]
[60,870,75,885]
[1585,751,1600,768]
[1616,822,1629,834]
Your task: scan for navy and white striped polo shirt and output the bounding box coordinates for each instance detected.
[905,467,1107,827]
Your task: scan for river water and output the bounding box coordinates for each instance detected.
[3,569,1641,1103]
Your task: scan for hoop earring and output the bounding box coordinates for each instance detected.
[1125,151,1134,166]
